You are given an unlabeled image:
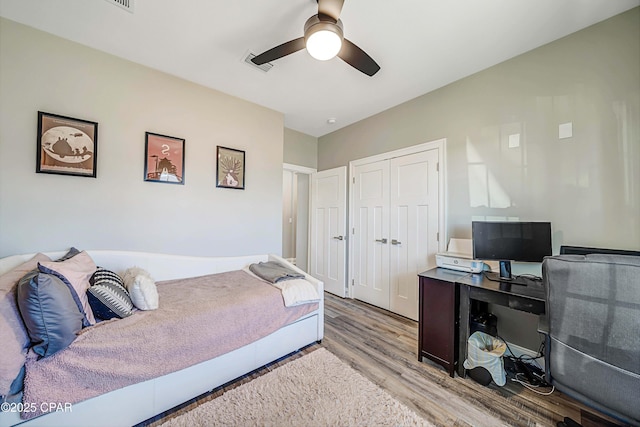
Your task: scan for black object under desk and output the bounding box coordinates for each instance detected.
[418,268,546,378]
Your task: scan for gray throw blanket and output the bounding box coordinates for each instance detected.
[249,261,304,283]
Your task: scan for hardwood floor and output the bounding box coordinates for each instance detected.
[143,292,624,427]
[321,293,623,427]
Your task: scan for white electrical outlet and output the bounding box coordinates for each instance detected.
[508,133,520,148]
[559,122,573,139]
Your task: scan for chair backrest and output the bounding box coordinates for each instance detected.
[542,254,640,425]
[559,245,640,256]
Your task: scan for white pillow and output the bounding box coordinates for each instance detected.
[122,267,158,310]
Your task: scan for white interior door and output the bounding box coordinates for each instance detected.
[389,149,440,320]
[310,167,347,297]
[352,160,390,309]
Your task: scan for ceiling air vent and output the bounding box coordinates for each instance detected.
[244,52,273,73]
[104,0,135,13]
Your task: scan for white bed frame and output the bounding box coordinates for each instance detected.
[0,251,324,427]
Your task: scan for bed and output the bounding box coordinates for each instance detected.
[0,250,324,427]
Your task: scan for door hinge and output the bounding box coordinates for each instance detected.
[352,177,355,184]
[436,162,439,172]
[351,279,354,286]
[436,232,439,242]
[352,227,355,235]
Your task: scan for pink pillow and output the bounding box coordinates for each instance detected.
[0,253,51,396]
[38,251,97,326]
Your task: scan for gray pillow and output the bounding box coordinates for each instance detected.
[17,271,83,358]
[56,247,80,262]
[0,253,51,396]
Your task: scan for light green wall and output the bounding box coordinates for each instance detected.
[317,8,639,351]
[318,8,640,253]
[0,18,285,257]
[284,127,318,169]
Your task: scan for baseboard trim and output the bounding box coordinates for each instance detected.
[505,342,545,370]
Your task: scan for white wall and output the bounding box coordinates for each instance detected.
[283,128,318,169]
[318,8,640,253]
[282,169,296,259]
[295,173,310,272]
[0,18,284,258]
[316,8,640,350]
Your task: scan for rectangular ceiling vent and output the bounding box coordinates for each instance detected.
[104,0,135,13]
[244,52,273,73]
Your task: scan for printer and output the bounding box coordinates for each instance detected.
[435,238,487,273]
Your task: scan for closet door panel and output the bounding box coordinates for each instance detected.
[353,161,390,309]
[390,150,439,320]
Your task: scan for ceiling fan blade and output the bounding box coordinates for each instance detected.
[251,37,306,65]
[338,38,380,76]
[317,0,344,22]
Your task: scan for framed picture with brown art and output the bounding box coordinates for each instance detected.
[36,111,98,177]
[216,146,245,190]
[144,132,185,185]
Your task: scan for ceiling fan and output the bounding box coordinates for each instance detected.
[251,0,380,76]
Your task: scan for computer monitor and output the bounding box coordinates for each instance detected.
[472,221,552,285]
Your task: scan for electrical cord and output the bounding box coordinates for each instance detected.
[481,271,543,284]
[517,273,543,282]
[498,335,554,394]
[511,374,556,395]
[499,335,545,363]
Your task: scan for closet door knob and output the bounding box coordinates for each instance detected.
[375,238,388,244]
[333,236,344,240]
[391,239,401,245]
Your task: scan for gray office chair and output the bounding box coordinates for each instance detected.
[541,253,640,427]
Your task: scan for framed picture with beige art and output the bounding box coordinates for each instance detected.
[216,146,245,190]
[36,111,98,178]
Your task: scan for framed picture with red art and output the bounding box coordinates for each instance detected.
[144,132,185,185]
[36,111,98,178]
[216,146,245,190]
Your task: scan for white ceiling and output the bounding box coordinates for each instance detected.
[1,0,638,137]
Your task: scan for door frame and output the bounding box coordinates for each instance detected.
[347,139,447,298]
[283,163,317,270]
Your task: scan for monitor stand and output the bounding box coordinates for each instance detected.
[484,260,529,286]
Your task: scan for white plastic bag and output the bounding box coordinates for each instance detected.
[463,331,507,386]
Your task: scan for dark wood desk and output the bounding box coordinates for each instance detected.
[455,272,546,377]
[418,268,467,377]
[418,268,546,378]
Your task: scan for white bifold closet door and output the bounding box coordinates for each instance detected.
[352,160,390,310]
[352,149,439,320]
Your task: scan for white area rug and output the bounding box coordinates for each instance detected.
[159,348,431,426]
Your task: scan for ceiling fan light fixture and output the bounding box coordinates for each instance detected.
[306,30,342,60]
[304,16,343,61]
[252,2,379,76]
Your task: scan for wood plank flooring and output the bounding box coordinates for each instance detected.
[142,292,624,427]
[321,293,623,427]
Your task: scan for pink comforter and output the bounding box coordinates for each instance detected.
[22,270,318,419]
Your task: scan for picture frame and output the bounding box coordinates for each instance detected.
[144,132,185,185]
[37,111,98,177]
[216,146,245,190]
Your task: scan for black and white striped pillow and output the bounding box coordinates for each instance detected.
[87,267,134,320]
